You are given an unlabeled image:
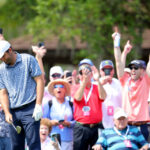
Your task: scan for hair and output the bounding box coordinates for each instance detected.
[40,118,52,134]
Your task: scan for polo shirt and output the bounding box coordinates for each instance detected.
[120,72,150,121]
[0,53,42,109]
[73,84,104,124]
[96,126,148,150]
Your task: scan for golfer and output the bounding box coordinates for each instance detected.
[0,40,44,150]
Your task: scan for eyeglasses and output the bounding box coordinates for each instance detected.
[130,66,139,70]
[51,74,61,78]
[54,84,64,88]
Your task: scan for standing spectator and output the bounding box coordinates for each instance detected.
[99,60,122,128]
[72,63,106,150]
[0,40,44,150]
[43,79,75,150]
[0,103,11,150]
[32,45,63,105]
[92,107,149,150]
[40,118,60,150]
[112,31,150,141]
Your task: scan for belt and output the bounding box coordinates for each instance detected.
[128,121,147,126]
[10,100,36,110]
[76,121,100,128]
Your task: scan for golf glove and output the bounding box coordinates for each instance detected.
[32,104,43,121]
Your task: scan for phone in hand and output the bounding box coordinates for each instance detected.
[59,120,64,123]
[51,133,57,142]
[103,68,112,76]
[66,72,72,78]
[0,28,3,34]
[38,42,44,47]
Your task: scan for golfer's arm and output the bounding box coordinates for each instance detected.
[0,89,10,114]
[34,75,44,105]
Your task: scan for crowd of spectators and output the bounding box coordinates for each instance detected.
[0,29,150,150]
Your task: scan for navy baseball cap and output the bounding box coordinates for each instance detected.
[78,58,94,66]
[99,60,114,69]
[128,60,143,69]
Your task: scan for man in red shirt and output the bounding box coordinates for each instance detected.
[73,63,106,150]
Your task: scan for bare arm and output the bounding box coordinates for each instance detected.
[139,144,149,150]
[74,68,90,101]
[74,80,86,101]
[32,46,47,83]
[146,54,150,77]
[92,66,106,100]
[34,75,45,105]
[0,89,12,123]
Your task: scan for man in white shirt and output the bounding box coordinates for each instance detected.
[99,60,122,128]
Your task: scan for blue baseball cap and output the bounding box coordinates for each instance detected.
[99,60,114,69]
[78,58,94,66]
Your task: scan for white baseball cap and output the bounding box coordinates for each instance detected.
[114,107,127,119]
[49,66,63,77]
[0,40,11,59]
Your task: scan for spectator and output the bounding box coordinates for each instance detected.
[0,103,11,150]
[112,31,150,141]
[72,63,106,150]
[99,60,122,128]
[40,118,60,150]
[43,79,75,150]
[0,40,44,150]
[32,46,63,105]
[92,107,149,150]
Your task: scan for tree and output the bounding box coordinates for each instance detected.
[0,0,150,65]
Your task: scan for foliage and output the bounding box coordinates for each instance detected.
[0,0,150,65]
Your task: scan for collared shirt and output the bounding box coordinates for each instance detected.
[96,125,148,150]
[120,72,150,121]
[0,53,42,108]
[73,84,104,124]
[0,110,10,137]
[43,97,75,142]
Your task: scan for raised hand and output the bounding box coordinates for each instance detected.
[123,40,132,55]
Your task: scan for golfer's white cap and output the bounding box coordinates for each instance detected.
[0,40,11,59]
[114,107,128,119]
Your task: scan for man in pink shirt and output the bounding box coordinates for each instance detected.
[112,31,150,141]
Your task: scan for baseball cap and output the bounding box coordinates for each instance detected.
[114,107,127,119]
[78,58,94,66]
[128,60,143,69]
[49,66,63,77]
[99,60,114,69]
[0,40,11,59]
[139,60,146,69]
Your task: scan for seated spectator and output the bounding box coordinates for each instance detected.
[43,79,75,150]
[40,118,60,150]
[92,107,149,150]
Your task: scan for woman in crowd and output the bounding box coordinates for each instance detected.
[40,118,60,150]
[43,79,75,150]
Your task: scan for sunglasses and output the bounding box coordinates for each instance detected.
[79,66,92,75]
[130,66,139,70]
[54,84,64,88]
[51,74,61,78]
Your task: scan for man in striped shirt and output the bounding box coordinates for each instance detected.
[92,107,148,150]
